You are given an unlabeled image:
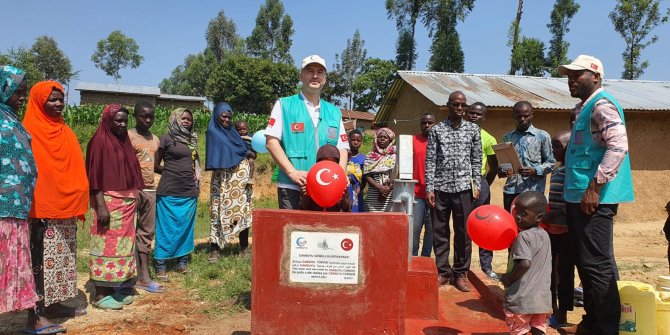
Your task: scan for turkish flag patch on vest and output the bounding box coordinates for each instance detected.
[291,122,305,132]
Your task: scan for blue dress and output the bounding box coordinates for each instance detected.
[346,153,366,212]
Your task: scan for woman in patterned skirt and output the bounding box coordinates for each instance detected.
[0,66,54,333]
[23,80,90,321]
[364,127,397,212]
[205,102,251,262]
[86,104,144,310]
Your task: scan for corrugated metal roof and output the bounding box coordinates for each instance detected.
[158,93,206,102]
[341,109,375,121]
[75,82,161,96]
[376,71,670,124]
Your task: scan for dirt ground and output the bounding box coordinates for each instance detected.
[2,168,667,334]
[1,219,666,335]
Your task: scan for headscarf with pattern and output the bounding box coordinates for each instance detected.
[168,108,202,184]
[0,65,26,114]
[364,127,397,174]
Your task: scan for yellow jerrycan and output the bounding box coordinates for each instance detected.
[618,281,657,335]
[658,291,670,335]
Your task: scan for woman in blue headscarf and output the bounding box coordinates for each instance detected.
[206,102,252,262]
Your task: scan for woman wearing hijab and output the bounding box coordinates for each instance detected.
[364,127,397,212]
[86,104,144,310]
[154,108,200,279]
[0,66,53,333]
[206,102,251,262]
[23,81,89,320]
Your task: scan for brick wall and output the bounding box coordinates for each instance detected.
[155,98,205,111]
[79,92,157,107]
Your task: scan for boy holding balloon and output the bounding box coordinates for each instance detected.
[501,191,552,335]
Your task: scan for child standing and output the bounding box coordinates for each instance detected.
[664,201,670,273]
[235,120,256,256]
[346,129,365,212]
[543,131,575,326]
[501,191,553,335]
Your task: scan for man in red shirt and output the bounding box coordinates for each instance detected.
[412,113,436,256]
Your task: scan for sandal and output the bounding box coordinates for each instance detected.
[208,250,220,264]
[135,281,165,293]
[92,295,124,310]
[156,272,170,282]
[21,323,66,334]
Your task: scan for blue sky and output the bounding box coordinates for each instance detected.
[3,0,669,105]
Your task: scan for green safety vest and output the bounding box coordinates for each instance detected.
[564,90,634,204]
[277,94,342,186]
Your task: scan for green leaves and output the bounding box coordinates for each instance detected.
[205,54,298,115]
[609,0,670,79]
[91,30,144,81]
[246,0,294,64]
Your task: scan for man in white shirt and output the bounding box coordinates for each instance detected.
[265,55,349,209]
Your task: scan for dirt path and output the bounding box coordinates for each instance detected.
[1,220,666,334]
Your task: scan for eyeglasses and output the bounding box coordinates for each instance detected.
[449,102,468,108]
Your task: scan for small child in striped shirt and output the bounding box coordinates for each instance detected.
[544,130,574,327]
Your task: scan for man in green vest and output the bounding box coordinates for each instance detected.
[265,55,349,210]
[557,55,634,335]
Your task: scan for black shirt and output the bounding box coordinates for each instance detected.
[156,135,199,197]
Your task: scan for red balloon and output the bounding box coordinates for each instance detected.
[467,205,518,251]
[306,161,348,208]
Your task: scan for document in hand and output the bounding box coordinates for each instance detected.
[492,142,521,174]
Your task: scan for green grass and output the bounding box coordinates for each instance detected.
[72,120,374,313]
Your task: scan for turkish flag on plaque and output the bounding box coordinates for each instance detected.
[291,122,305,132]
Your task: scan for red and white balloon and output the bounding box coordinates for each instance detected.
[306,161,347,208]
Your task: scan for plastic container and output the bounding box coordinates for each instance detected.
[658,276,670,292]
[658,291,670,335]
[618,281,657,335]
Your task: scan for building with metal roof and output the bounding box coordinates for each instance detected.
[76,82,206,110]
[375,71,670,223]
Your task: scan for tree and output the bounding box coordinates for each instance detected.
[609,0,670,79]
[159,51,216,97]
[30,36,75,84]
[352,58,398,112]
[333,30,368,110]
[508,0,524,74]
[205,54,298,114]
[206,10,243,62]
[546,0,580,77]
[91,30,143,81]
[424,0,475,72]
[385,0,429,70]
[246,0,294,64]
[0,47,43,89]
[511,37,547,76]
[394,28,418,71]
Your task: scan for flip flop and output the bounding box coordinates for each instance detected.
[135,281,165,293]
[22,323,66,334]
[92,295,123,310]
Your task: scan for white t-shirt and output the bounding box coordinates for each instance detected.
[265,93,349,191]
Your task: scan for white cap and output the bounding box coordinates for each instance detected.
[557,55,604,77]
[301,55,327,72]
